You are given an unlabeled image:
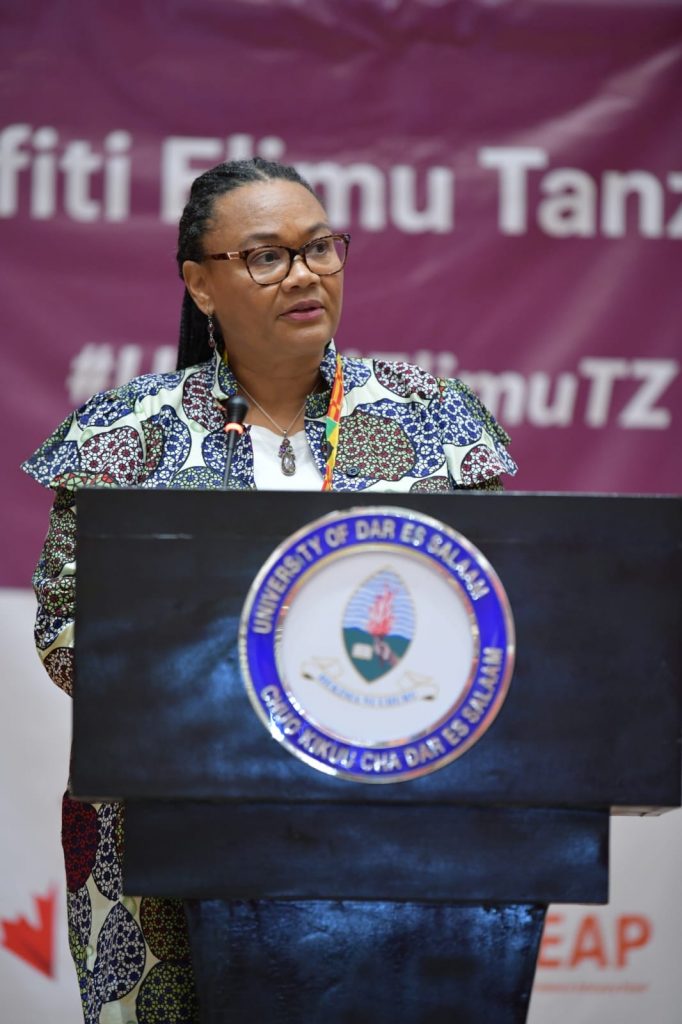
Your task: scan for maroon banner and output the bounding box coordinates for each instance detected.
[2,0,680,586]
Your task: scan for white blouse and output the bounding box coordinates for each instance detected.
[249,425,323,491]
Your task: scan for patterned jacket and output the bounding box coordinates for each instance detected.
[23,342,516,696]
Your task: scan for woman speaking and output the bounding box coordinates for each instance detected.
[23,157,516,1022]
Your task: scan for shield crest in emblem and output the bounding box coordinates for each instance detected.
[342,569,416,682]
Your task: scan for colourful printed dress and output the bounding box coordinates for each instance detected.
[22,342,516,1023]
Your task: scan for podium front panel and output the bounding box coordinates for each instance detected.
[72,490,681,812]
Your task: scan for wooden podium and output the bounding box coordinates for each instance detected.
[71,490,681,1024]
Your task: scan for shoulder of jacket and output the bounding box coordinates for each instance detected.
[350,356,441,401]
[73,363,206,425]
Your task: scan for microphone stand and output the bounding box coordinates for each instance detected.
[220,395,249,489]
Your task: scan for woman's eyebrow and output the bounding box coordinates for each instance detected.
[239,221,330,247]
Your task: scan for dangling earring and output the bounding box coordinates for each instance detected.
[207,313,216,350]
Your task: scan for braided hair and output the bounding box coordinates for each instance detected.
[175,157,317,370]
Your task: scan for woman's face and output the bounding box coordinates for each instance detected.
[183,180,344,377]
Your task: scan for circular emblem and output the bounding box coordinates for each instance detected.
[240,507,514,783]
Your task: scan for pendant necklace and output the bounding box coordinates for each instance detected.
[237,383,312,477]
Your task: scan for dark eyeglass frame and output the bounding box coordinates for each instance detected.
[204,232,351,285]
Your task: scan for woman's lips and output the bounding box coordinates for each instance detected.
[280,304,324,321]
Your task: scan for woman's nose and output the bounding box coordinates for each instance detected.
[282,253,317,286]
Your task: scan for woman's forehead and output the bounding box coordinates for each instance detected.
[207,180,328,246]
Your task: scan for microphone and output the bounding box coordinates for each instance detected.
[221,394,249,489]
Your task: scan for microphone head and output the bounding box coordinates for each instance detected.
[224,394,249,425]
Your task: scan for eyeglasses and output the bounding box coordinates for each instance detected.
[205,233,351,285]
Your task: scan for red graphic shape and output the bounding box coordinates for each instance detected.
[368,586,395,637]
[1,887,56,978]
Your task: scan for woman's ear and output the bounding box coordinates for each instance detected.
[182,260,213,315]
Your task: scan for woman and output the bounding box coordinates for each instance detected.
[23,157,516,1022]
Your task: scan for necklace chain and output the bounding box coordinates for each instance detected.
[238,382,307,438]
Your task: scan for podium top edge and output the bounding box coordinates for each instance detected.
[74,488,681,501]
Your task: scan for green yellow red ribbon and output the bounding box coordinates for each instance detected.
[322,353,344,491]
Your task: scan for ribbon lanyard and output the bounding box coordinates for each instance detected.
[322,353,344,491]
